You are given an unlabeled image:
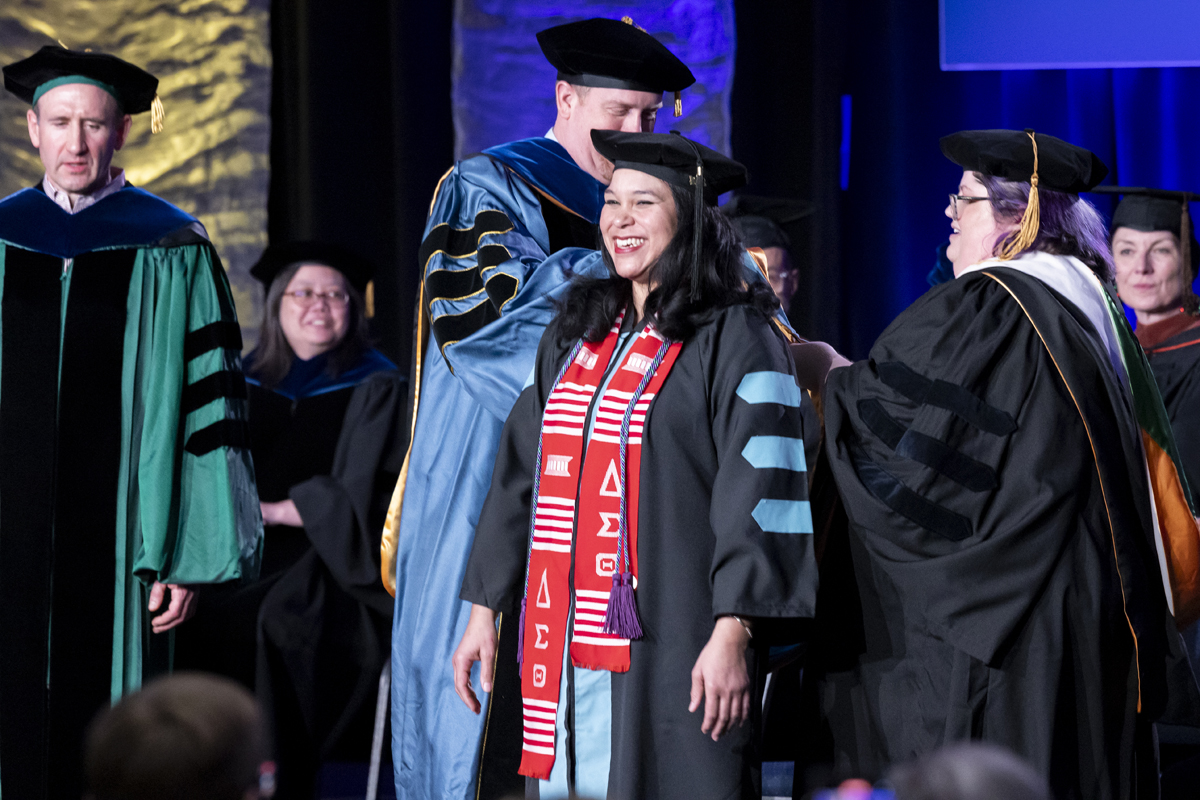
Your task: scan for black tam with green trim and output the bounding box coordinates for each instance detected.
[537,18,695,94]
[3,45,157,113]
[940,129,1108,193]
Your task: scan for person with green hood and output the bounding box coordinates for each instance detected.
[0,45,261,798]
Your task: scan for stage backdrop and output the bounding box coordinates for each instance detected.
[0,1,271,346]
[836,0,1200,358]
[452,0,736,158]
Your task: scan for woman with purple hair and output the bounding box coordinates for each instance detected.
[794,129,1200,799]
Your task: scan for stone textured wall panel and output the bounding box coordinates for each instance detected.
[0,0,271,346]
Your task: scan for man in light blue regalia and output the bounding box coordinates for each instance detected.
[379,17,696,800]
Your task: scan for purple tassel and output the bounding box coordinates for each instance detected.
[602,572,643,640]
[516,596,527,676]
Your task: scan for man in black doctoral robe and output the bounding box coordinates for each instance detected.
[0,46,261,799]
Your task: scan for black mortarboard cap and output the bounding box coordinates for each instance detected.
[538,17,695,115]
[592,130,746,302]
[1094,185,1200,274]
[590,130,746,203]
[251,241,375,294]
[940,129,1108,194]
[4,45,158,114]
[721,195,814,250]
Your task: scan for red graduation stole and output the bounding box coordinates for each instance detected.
[517,313,682,780]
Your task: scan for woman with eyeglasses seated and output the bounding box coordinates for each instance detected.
[793,130,1200,800]
[175,241,406,798]
[452,131,817,800]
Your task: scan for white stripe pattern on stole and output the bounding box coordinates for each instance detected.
[570,589,632,643]
[532,495,577,552]
[542,382,595,436]
[522,697,560,754]
[591,389,656,445]
[572,634,630,646]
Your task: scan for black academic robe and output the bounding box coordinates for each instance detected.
[1140,315,1200,687]
[175,349,406,797]
[0,184,260,800]
[813,267,1198,800]
[462,304,818,800]
[1142,316,1200,493]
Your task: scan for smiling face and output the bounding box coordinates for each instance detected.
[553,83,663,183]
[278,264,351,360]
[1113,227,1189,324]
[945,171,1014,276]
[601,169,678,308]
[27,83,131,200]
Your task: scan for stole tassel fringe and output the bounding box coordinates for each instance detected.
[602,572,643,640]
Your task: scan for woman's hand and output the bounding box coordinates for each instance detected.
[790,341,851,394]
[689,616,752,741]
[453,604,499,714]
[260,499,303,527]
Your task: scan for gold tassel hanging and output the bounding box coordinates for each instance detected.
[151,94,165,134]
[997,130,1040,261]
[365,280,376,318]
[674,91,683,117]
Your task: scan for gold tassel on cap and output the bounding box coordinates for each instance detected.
[674,90,682,117]
[997,129,1040,261]
[365,280,376,318]
[151,94,165,134]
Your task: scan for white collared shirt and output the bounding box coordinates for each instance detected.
[43,167,126,215]
[545,127,559,143]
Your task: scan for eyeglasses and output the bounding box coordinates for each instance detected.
[284,289,349,307]
[949,193,989,221]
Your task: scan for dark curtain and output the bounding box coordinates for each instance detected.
[268,0,454,370]
[268,0,1200,364]
[826,0,1200,358]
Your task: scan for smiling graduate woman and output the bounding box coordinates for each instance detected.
[174,242,406,798]
[452,131,818,800]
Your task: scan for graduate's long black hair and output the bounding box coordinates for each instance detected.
[550,184,779,344]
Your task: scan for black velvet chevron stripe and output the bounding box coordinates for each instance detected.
[430,302,500,354]
[850,447,972,542]
[858,399,998,492]
[424,244,518,306]
[182,370,247,414]
[418,209,513,269]
[877,361,1017,436]
[485,272,519,313]
[184,419,251,456]
[184,321,243,361]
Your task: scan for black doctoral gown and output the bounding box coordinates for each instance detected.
[462,304,818,800]
[1139,313,1200,493]
[812,266,1200,800]
[175,348,406,796]
[1139,312,1200,673]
